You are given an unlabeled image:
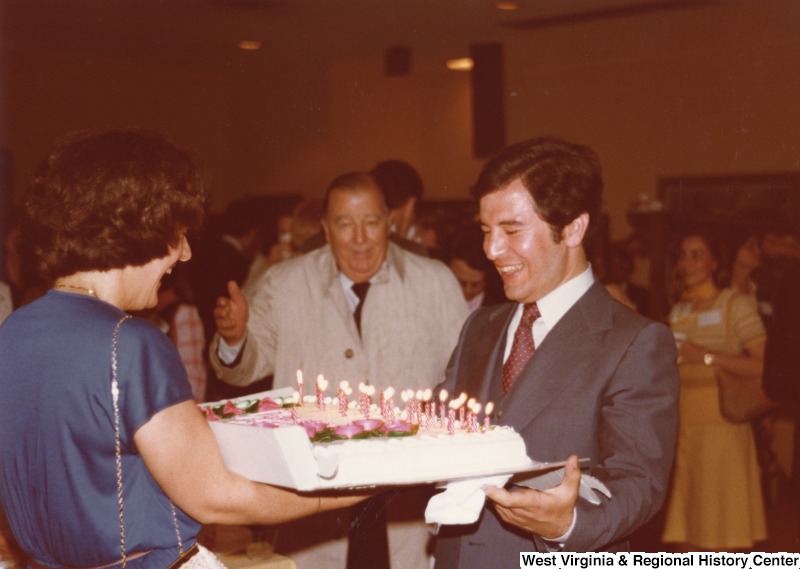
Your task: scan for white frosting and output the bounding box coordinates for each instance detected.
[214,396,532,487]
[313,427,530,486]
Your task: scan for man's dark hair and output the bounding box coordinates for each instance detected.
[371,160,423,210]
[470,136,603,243]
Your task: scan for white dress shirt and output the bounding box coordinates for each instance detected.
[501,263,594,545]
[503,264,595,362]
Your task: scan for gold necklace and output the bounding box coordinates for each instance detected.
[681,280,719,303]
[53,281,97,298]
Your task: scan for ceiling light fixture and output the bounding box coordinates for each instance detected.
[238,40,262,50]
[494,1,520,10]
[446,57,474,71]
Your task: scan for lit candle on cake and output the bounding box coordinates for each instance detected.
[401,389,411,419]
[483,402,494,432]
[465,397,476,429]
[447,399,458,435]
[458,393,468,425]
[383,387,395,422]
[422,388,432,420]
[338,381,350,416]
[420,405,430,431]
[296,370,304,406]
[358,382,373,418]
[415,389,425,424]
[316,374,328,411]
[470,402,482,433]
[439,389,448,425]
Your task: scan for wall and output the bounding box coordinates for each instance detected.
[2,2,799,240]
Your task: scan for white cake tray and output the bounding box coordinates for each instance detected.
[209,418,581,491]
[203,389,607,497]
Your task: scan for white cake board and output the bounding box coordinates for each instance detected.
[204,388,607,498]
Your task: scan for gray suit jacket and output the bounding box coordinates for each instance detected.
[434,282,679,567]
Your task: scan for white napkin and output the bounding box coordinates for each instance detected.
[424,474,512,525]
[513,469,612,505]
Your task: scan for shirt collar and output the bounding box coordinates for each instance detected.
[523,264,595,332]
[338,259,390,312]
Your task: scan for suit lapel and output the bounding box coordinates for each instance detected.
[498,283,614,432]
[455,303,515,403]
[320,249,363,343]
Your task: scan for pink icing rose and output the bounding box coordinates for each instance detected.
[258,397,281,412]
[352,419,384,432]
[332,423,365,439]
[222,401,243,416]
[203,407,220,421]
[300,420,327,439]
[383,420,412,434]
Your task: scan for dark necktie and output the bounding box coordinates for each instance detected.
[347,280,389,569]
[346,494,390,569]
[352,282,370,335]
[502,302,541,394]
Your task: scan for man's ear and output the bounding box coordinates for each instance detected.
[563,213,589,248]
[320,218,331,244]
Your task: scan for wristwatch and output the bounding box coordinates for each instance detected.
[703,352,716,367]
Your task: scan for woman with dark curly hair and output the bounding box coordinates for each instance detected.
[0,130,364,568]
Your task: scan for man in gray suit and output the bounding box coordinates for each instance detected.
[434,136,679,566]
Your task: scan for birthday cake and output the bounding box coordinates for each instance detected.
[201,384,535,490]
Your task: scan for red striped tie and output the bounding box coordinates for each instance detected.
[502,303,540,394]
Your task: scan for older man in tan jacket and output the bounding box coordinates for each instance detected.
[210,171,469,569]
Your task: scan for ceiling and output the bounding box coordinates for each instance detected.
[1,0,719,73]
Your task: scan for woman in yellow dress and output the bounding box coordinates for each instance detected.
[662,231,767,551]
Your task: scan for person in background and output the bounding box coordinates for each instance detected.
[138,264,207,402]
[725,229,800,324]
[210,171,469,569]
[725,230,788,510]
[244,196,305,292]
[0,224,11,323]
[419,209,469,263]
[730,233,762,297]
[661,230,767,551]
[602,241,649,313]
[269,212,295,262]
[757,231,800,324]
[446,221,504,311]
[0,147,14,326]
[0,509,23,567]
[0,129,364,568]
[289,197,324,254]
[371,159,428,256]
[0,282,10,326]
[763,246,800,529]
[244,197,324,290]
[434,136,678,566]
[189,196,269,400]
[758,229,800,531]
[1,215,48,311]
[189,196,265,344]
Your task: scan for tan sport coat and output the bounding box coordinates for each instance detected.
[210,242,469,394]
